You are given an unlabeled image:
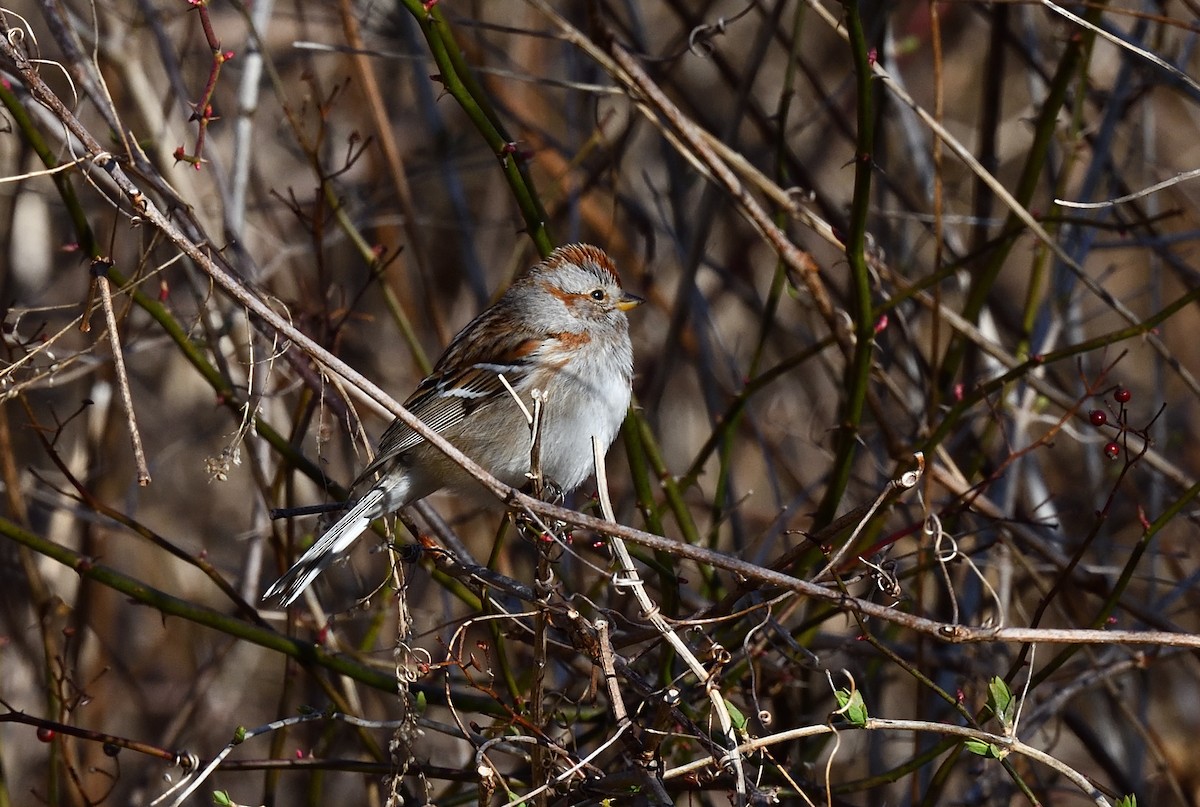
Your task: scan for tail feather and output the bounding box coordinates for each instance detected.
[263,487,387,606]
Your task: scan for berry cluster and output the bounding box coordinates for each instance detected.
[1087,386,1133,460]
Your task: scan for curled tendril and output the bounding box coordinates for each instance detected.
[688,18,727,57]
[5,11,37,55]
[172,751,200,772]
[686,2,756,58]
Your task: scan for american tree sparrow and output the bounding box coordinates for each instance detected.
[265,244,641,605]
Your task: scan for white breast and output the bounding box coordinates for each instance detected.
[536,340,633,491]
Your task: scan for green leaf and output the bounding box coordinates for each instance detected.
[964,740,996,758]
[987,676,1015,730]
[1115,796,1137,807]
[963,739,1007,759]
[834,688,869,727]
[724,699,748,731]
[212,791,233,806]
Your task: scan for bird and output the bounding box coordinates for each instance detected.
[264,244,641,605]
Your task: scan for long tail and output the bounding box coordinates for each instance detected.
[263,487,386,606]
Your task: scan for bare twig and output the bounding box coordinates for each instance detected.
[93,260,151,485]
[592,435,748,804]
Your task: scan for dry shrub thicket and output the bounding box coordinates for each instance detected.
[2,1,1200,805]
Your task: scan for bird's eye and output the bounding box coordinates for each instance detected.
[590,289,606,301]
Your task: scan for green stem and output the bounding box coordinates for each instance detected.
[920,282,1200,456]
[1025,474,1200,688]
[400,1,554,256]
[815,2,877,529]
[0,517,385,688]
[938,6,1101,391]
[0,515,505,713]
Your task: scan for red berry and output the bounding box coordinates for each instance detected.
[36,727,55,742]
[1089,409,1107,427]
[1104,442,1120,460]
[1114,387,1132,403]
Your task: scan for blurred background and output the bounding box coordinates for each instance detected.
[2,1,1200,804]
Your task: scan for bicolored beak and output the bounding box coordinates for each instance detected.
[617,291,644,312]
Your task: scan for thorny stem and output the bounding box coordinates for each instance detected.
[398,0,554,256]
[178,0,234,168]
[814,1,877,530]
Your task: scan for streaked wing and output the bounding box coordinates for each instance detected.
[354,328,543,485]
